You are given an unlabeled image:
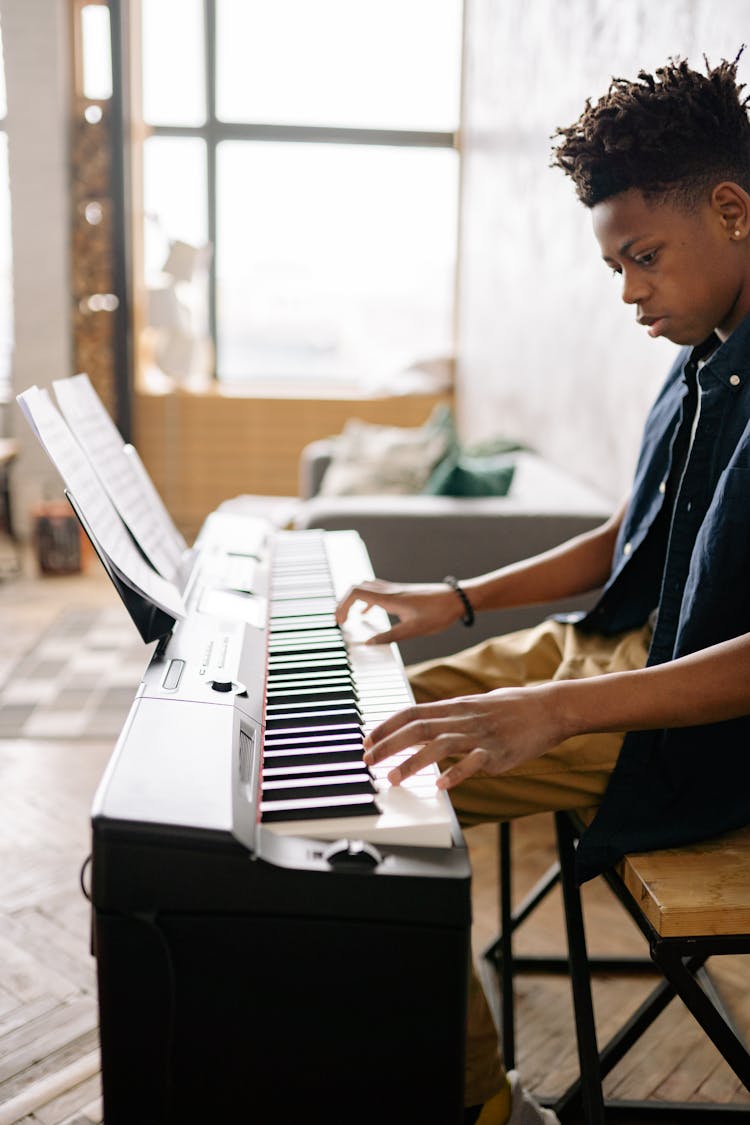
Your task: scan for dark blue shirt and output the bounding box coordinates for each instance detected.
[575,311,750,883]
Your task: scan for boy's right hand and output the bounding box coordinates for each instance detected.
[335,579,464,645]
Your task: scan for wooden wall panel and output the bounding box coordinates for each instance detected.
[134,389,451,540]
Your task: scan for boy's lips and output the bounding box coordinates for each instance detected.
[638,314,668,338]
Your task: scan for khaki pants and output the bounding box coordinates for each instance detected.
[407,618,652,1107]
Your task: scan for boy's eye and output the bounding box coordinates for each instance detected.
[635,250,657,266]
[609,266,622,278]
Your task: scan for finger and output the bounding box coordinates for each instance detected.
[335,587,368,624]
[363,629,398,646]
[363,701,467,753]
[362,619,418,646]
[436,747,496,790]
[363,709,473,767]
[387,734,471,786]
[335,581,393,625]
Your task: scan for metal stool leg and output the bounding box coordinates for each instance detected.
[555,811,605,1125]
[499,820,516,1069]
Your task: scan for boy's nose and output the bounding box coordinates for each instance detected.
[621,269,649,305]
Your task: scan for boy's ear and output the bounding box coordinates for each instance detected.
[711,181,750,239]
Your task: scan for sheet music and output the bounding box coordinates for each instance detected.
[53,373,186,580]
[17,386,186,620]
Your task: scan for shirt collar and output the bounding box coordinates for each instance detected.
[692,309,750,387]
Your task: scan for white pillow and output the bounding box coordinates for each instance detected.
[319,411,452,496]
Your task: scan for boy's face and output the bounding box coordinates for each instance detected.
[592,187,750,345]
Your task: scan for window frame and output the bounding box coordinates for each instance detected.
[143,0,461,382]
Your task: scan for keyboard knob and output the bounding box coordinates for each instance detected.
[323,838,383,869]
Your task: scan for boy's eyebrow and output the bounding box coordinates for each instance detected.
[602,236,648,263]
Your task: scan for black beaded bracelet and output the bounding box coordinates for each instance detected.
[443,575,475,627]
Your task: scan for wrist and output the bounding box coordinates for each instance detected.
[463,572,510,614]
[544,679,586,743]
[547,671,640,742]
[443,575,475,627]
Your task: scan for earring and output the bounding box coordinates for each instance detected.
[735,229,742,237]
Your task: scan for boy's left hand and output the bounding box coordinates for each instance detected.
[363,685,567,790]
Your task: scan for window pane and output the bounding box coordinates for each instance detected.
[81,5,113,100]
[216,141,458,383]
[0,134,12,402]
[142,0,205,126]
[216,0,462,131]
[143,137,207,280]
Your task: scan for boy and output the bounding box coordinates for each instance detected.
[337,54,750,1125]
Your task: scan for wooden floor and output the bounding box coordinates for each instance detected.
[0,549,748,1123]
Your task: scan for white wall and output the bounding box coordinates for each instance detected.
[2,0,72,534]
[457,0,750,501]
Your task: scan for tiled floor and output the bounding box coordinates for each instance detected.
[0,551,120,1124]
[0,605,151,740]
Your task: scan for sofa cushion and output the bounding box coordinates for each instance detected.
[423,450,516,497]
[317,404,454,496]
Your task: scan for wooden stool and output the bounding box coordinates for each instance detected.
[482,821,657,1074]
[555,811,750,1121]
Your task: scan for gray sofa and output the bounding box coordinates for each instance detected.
[293,442,615,666]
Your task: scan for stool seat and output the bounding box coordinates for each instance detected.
[619,823,750,938]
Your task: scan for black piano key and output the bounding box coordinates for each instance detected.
[266,695,358,709]
[268,646,347,658]
[267,683,355,697]
[269,629,343,640]
[266,688,358,705]
[260,793,381,822]
[269,645,346,658]
[265,710,362,731]
[265,688,357,697]
[265,699,359,716]
[263,759,372,778]
[269,632,340,644]
[268,693,356,706]
[267,671,353,687]
[268,650,346,662]
[270,625,338,638]
[261,775,376,801]
[266,712,361,729]
[263,729,363,747]
[263,747,365,769]
[268,644,347,659]
[268,655,348,665]
[267,657,350,673]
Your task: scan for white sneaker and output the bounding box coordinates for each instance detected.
[506,1071,561,1125]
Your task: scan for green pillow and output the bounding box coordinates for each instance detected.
[423,450,516,497]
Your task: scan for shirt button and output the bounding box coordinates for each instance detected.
[730,374,741,386]
[623,542,632,556]
[658,481,666,494]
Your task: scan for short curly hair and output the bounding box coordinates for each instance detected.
[552,51,750,208]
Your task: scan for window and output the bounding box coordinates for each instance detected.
[0,16,12,404]
[139,0,462,387]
